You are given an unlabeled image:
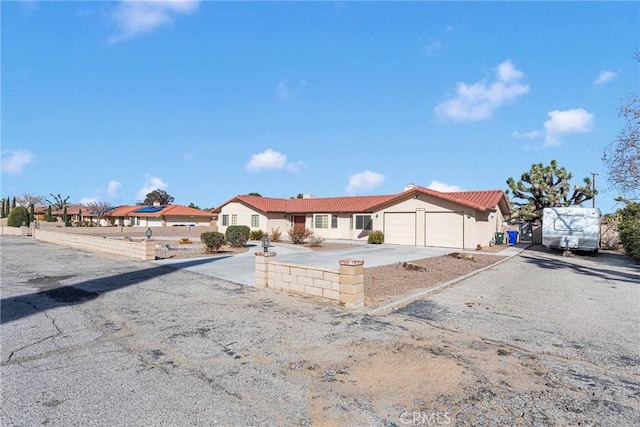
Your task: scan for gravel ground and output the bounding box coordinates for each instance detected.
[3,238,638,426]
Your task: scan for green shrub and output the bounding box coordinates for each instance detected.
[225,225,250,247]
[288,227,313,244]
[201,231,225,253]
[270,227,282,242]
[617,202,640,262]
[368,230,384,244]
[249,230,265,241]
[7,206,29,227]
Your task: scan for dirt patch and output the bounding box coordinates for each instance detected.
[153,241,249,259]
[364,254,506,307]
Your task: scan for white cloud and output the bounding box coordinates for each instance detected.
[1,149,35,175]
[594,70,617,86]
[435,60,530,122]
[79,197,99,205]
[286,161,307,174]
[543,108,594,147]
[246,149,288,172]
[107,180,122,198]
[137,176,168,201]
[109,0,199,44]
[346,170,385,194]
[19,0,38,11]
[276,79,307,100]
[511,130,541,139]
[427,180,463,192]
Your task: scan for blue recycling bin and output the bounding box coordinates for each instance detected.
[507,230,518,245]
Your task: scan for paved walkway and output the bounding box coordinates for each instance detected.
[153,241,526,286]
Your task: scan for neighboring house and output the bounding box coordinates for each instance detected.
[51,204,85,224]
[105,204,214,227]
[213,184,511,249]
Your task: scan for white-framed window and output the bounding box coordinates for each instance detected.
[314,214,329,229]
[222,214,229,226]
[354,214,372,230]
[251,214,260,228]
[331,214,338,229]
[231,214,238,226]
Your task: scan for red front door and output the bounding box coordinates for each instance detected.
[294,215,306,230]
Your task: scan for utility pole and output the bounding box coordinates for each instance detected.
[591,172,598,208]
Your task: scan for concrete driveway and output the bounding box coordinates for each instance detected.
[152,241,476,286]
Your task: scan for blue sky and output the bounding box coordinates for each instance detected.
[2,1,638,214]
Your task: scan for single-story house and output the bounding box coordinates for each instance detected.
[105,204,215,227]
[51,204,86,224]
[212,184,511,249]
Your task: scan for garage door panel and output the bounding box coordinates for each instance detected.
[426,212,463,248]
[384,213,416,245]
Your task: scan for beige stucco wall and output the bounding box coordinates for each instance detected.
[220,196,505,248]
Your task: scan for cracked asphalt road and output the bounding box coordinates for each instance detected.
[1,237,639,426]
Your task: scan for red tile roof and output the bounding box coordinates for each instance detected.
[105,204,213,218]
[160,205,214,217]
[51,204,85,215]
[214,188,511,214]
[105,205,140,217]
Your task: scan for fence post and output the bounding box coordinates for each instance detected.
[339,259,365,309]
[255,251,277,288]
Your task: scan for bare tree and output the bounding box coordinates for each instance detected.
[603,93,640,200]
[17,193,44,207]
[45,193,70,210]
[84,201,112,226]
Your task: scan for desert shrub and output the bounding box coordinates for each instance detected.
[368,230,384,244]
[269,227,282,242]
[225,225,250,247]
[288,227,313,244]
[201,231,225,253]
[178,238,193,245]
[309,235,325,247]
[617,202,640,262]
[7,206,29,227]
[249,230,265,241]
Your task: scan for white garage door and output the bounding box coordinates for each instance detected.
[425,212,463,248]
[384,213,416,245]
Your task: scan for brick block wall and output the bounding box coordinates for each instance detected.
[255,253,364,309]
[33,229,155,261]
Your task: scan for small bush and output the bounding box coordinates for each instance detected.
[201,231,225,253]
[309,235,325,247]
[288,227,313,244]
[225,225,250,247]
[178,238,193,245]
[249,230,265,241]
[618,202,640,262]
[7,206,29,227]
[368,230,384,244]
[270,227,282,242]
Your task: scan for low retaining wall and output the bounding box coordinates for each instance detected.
[0,226,26,237]
[35,224,218,236]
[255,252,364,309]
[33,229,155,261]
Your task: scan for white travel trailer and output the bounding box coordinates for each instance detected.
[542,207,601,252]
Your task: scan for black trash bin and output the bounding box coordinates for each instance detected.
[495,232,505,245]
